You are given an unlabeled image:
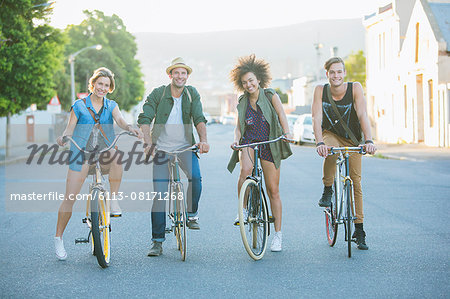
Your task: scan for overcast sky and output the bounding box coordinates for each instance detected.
[49,0,389,33]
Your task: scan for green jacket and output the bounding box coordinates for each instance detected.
[137,84,207,144]
[227,87,292,173]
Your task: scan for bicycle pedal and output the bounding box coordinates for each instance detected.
[82,218,87,223]
[75,237,89,244]
[269,216,275,223]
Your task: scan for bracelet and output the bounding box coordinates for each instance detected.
[365,140,374,144]
[316,142,325,147]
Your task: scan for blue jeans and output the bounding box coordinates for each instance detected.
[151,151,202,242]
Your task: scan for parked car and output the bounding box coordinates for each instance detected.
[286,114,300,135]
[293,113,315,145]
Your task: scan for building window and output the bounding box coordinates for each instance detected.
[404,85,408,128]
[428,80,433,127]
[415,23,419,63]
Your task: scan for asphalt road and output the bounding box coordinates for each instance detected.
[1,124,449,298]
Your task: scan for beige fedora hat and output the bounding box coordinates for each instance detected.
[166,57,192,75]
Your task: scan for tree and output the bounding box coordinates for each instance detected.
[344,50,366,89]
[56,10,144,111]
[274,88,288,104]
[0,0,66,116]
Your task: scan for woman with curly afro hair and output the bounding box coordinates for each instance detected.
[227,54,292,252]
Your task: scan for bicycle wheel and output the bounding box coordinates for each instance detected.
[239,179,268,260]
[345,182,352,258]
[325,181,338,246]
[90,187,111,268]
[90,231,95,256]
[173,183,187,261]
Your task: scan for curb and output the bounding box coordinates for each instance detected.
[373,154,425,162]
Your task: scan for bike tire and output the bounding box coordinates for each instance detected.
[174,183,187,261]
[90,231,95,256]
[345,182,352,258]
[90,188,110,268]
[239,179,268,260]
[325,181,338,246]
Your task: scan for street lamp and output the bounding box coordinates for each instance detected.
[69,44,102,104]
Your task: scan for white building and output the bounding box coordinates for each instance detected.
[364,0,450,147]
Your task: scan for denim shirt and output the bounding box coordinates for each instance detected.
[69,94,117,171]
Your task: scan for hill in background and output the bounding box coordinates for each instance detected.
[134,18,364,93]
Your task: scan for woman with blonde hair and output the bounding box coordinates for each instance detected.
[228,55,292,252]
[54,67,142,260]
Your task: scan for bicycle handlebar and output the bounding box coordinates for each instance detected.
[328,146,366,156]
[61,131,138,154]
[159,145,199,155]
[233,135,295,149]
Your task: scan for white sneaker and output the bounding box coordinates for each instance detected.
[270,231,282,252]
[110,199,122,217]
[54,236,67,260]
[234,208,248,226]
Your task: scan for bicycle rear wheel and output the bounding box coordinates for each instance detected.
[239,179,268,260]
[173,183,187,261]
[345,182,352,258]
[325,181,338,246]
[91,188,111,268]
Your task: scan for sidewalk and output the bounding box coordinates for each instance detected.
[376,142,450,161]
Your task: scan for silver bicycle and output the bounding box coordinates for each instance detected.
[324,146,365,258]
[160,145,198,261]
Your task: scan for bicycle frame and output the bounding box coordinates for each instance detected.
[325,146,365,257]
[247,144,269,227]
[234,136,288,232]
[234,136,290,260]
[333,150,355,226]
[160,145,197,261]
[64,131,137,267]
[162,145,198,225]
[167,152,183,228]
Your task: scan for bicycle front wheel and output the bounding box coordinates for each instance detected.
[173,183,187,261]
[90,188,111,268]
[325,182,338,246]
[238,179,268,260]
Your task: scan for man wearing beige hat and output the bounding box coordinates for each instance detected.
[138,57,209,256]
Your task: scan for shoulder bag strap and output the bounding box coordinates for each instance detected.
[325,84,359,146]
[184,86,192,103]
[82,98,111,143]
